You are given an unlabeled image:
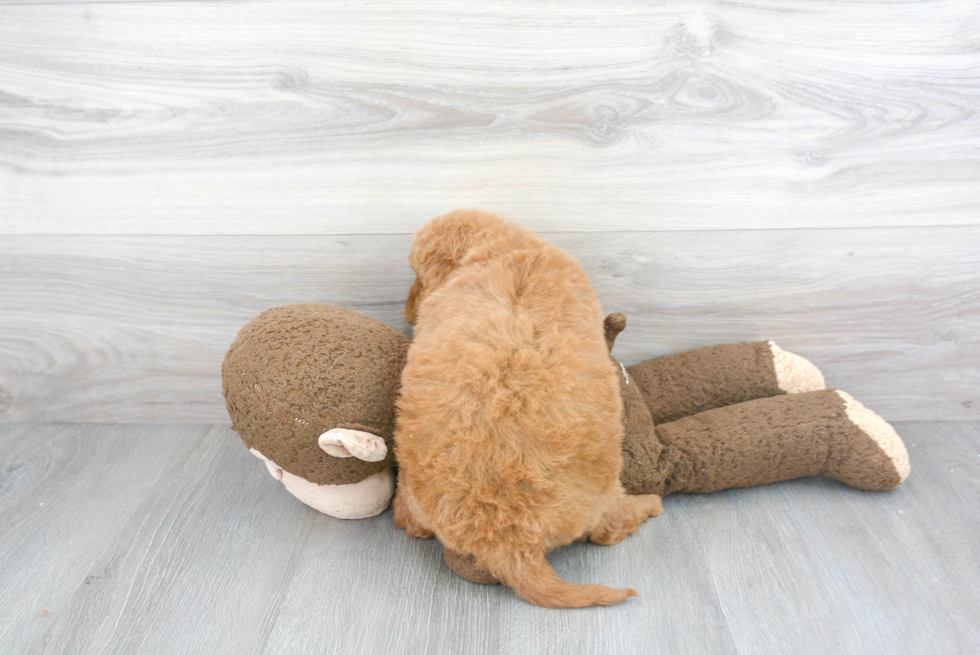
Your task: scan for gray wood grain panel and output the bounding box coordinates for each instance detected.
[2,227,976,423]
[2,422,978,654]
[0,234,415,423]
[578,228,980,423]
[2,1,978,233]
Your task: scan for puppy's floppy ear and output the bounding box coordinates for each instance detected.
[405,210,489,323]
[405,276,423,325]
[408,210,482,286]
[405,209,538,323]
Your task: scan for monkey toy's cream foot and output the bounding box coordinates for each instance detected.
[823,391,910,490]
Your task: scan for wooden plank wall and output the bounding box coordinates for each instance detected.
[1,1,978,422]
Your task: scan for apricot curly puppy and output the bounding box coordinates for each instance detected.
[393,209,662,608]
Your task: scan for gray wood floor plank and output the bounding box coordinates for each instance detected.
[2,422,979,654]
[29,425,314,655]
[262,512,500,655]
[1,1,978,233]
[0,424,211,652]
[496,517,739,655]
[687,422,980,654]
[2,227,977,423]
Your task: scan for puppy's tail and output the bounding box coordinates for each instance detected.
[491,549,638,609]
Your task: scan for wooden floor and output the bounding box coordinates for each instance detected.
[2,422,978,654]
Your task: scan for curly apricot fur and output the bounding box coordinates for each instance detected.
[394,210,661,608]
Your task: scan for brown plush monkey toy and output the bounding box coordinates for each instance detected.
[222,305,909,580]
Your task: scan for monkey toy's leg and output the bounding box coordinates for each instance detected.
[606,323,910,496]
[601,313,825,425]
[626,340,825,424]
[641,390,911,496]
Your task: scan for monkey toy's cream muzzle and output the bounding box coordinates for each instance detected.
[249,427,394,519]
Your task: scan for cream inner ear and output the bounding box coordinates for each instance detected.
[318,428,388,462]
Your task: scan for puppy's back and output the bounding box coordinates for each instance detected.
[396,239,630,607]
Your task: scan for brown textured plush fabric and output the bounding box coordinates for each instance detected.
[613,336,902,496]
[222,305,410,486]
[605,314,668,496]
[653,389,902,494]
[616,357,667,496]
[627,342,783,424]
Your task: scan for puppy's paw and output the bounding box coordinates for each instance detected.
[644,494,664,518]
[589,494,663,545]
[392,488,434,539]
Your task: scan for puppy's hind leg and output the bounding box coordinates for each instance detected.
[392,484,434,539]
[589,493,663,546]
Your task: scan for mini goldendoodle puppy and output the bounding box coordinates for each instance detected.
[393,209,662,608]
